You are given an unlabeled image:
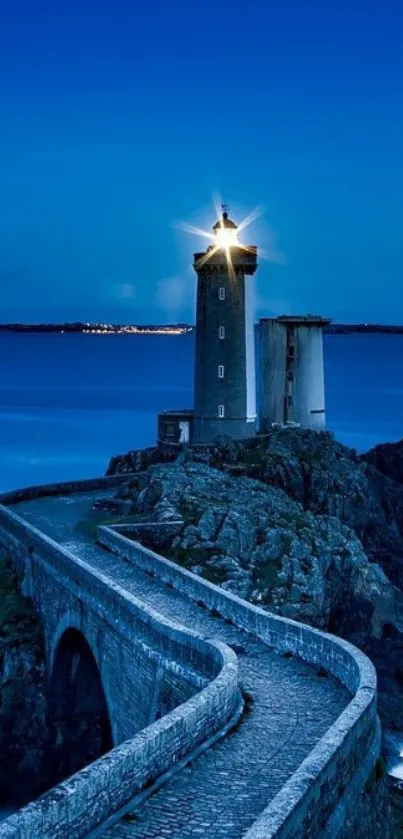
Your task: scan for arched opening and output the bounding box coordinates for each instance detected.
[48,629,112,782]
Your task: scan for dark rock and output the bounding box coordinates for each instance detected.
[0,556,49,806]
[108,428,403,739]
[113,458,399,634]
[92,498,132,515]
[363,439,403,484]
[106,446,176,476]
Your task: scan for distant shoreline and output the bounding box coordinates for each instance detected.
[0,323,193,335]
[0,323,402,335]
[325,324,403,335]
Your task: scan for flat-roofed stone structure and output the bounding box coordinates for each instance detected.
[258,315,330,431]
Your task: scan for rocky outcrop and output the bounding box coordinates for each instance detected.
[194,430,403,589]
[363,439,403,485]
[107,430,403,740]
[115,459,400,638]
[0,557,49,806]
[339,765,394,839]
[106,446,176,476]
[108,430,403,589]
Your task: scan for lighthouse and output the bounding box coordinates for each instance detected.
[192,208,258,443]
[157,204,330,448]
[157,207,258,446]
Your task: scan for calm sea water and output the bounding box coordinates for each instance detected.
[0,332,402,493]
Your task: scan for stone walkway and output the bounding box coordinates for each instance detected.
[14,492,350,839]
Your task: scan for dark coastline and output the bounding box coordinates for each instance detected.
[0,323,192,334]
[325,324,403,335]
[1,322,403,335]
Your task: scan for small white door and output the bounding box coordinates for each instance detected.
[179,421,190,443]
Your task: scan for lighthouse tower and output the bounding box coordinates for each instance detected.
[192,208,258,443]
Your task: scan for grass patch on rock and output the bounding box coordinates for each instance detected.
[252,555,283,595]
[0,557,40,646]
[178,500,202,526]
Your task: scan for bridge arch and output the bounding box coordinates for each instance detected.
[48,610,117,743]
[48,625,113,783]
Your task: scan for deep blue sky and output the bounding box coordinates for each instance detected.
[1,0,402,323]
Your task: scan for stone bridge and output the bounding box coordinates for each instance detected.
[0,476,385,839]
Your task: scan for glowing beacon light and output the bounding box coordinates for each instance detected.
[213,207,239,248]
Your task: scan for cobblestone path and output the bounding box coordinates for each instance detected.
[14,492,350,839]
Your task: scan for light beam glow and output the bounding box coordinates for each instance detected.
[176,198,274,279]
[215,226,239,248]
[173,221,215,242]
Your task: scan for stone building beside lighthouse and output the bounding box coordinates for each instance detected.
[257,315,330,431]
[158,207,329,446]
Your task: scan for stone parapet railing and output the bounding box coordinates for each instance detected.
[98,524,379,839]
[0,473,140,506]
[0,503,240,839]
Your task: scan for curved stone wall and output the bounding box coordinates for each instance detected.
[0,503,240,839]
[0,473,138,507]
[99,524,379,839]
[0,476,381,839]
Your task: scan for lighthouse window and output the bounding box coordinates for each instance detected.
[218,364,224,379]
[219,287,226,301]
[219,325,225,340]
[218,404,225,418]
